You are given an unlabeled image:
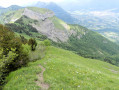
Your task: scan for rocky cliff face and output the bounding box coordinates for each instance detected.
[21,8,77,42]
[32,19,70,42]
[23,8,54,21]
[1,7,86,42]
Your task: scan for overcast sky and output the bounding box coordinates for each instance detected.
[0,0,92,7]
[0,0,119,11]
[0,0,63,7]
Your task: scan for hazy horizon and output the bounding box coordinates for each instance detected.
[1,0,119,11]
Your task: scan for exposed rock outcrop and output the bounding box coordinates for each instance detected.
[3,7,84,42]
[32,19,70,42]
[23,8,54,21]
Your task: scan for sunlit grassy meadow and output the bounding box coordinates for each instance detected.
[4,46,119,90]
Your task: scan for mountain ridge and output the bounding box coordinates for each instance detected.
[1,7,119,66]
[28,1,78,24]
[0,5,22,17]
[2,7,76,42]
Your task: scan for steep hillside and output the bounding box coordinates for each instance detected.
[97,28,119,43]
[3,7,75,42]
[1,7,119,65]
[0,5,22,24]
[4,46,119,90]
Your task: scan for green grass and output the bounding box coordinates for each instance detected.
[49,16,70,30]
[3,62,41,90]
[69,24,89,34]
[0,9,24,24]
[27,7,51,14]
[4,46,119,90]
[0,11,14,24]
[10,9,24,23]
[15,32,32,40]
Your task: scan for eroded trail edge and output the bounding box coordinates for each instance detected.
[36,65,49,90]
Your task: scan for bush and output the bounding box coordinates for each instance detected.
[0,24,29,87]
[20,35,28,44]
[44,39,51,46]
[28,38,37,51]
[0,48,18,85]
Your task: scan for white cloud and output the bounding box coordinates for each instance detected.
[0,0,64,7]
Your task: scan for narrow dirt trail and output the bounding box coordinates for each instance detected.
[36,65,49,90]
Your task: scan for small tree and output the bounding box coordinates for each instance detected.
[20,35,28,44]
[28,38,37,51]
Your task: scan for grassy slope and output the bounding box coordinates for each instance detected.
[49,16,70,30]
[27,7,51,14]
[0,7,51,24]
[10,9,24,23]
[4,46,119,90]
[5,12,119,65]
[0,9,24,24]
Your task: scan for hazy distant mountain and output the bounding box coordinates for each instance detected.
[54,0,119,43]
[29,1,78,24]
[60,0,119,11]
[68,9,119,43]
[0,6,4,9]
[0,5,22,16]
[7,5,22,10]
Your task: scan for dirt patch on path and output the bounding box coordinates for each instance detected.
[36,65,49,90]
[105,67,118,74]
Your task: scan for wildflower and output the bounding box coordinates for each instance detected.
[78,85,80,87]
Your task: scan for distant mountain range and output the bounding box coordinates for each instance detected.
[60,0,119,11]
[69,9,119,30]
[27,1,78,24]
[27,1,119,43]
[0,2,78,24]
[0,5,22,16]
[0,6,4,9]
[55,0,119,43]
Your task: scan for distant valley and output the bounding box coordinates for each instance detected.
[68,9,119,43]
[28,1,119,43]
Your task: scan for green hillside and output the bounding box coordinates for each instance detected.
[0,8,24,24]
[1,7,119,90]
[4,46,119,90]
[1,7,119,66]
[5,17,119,66]
[27,7,52,14]
[53,25,119,66]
